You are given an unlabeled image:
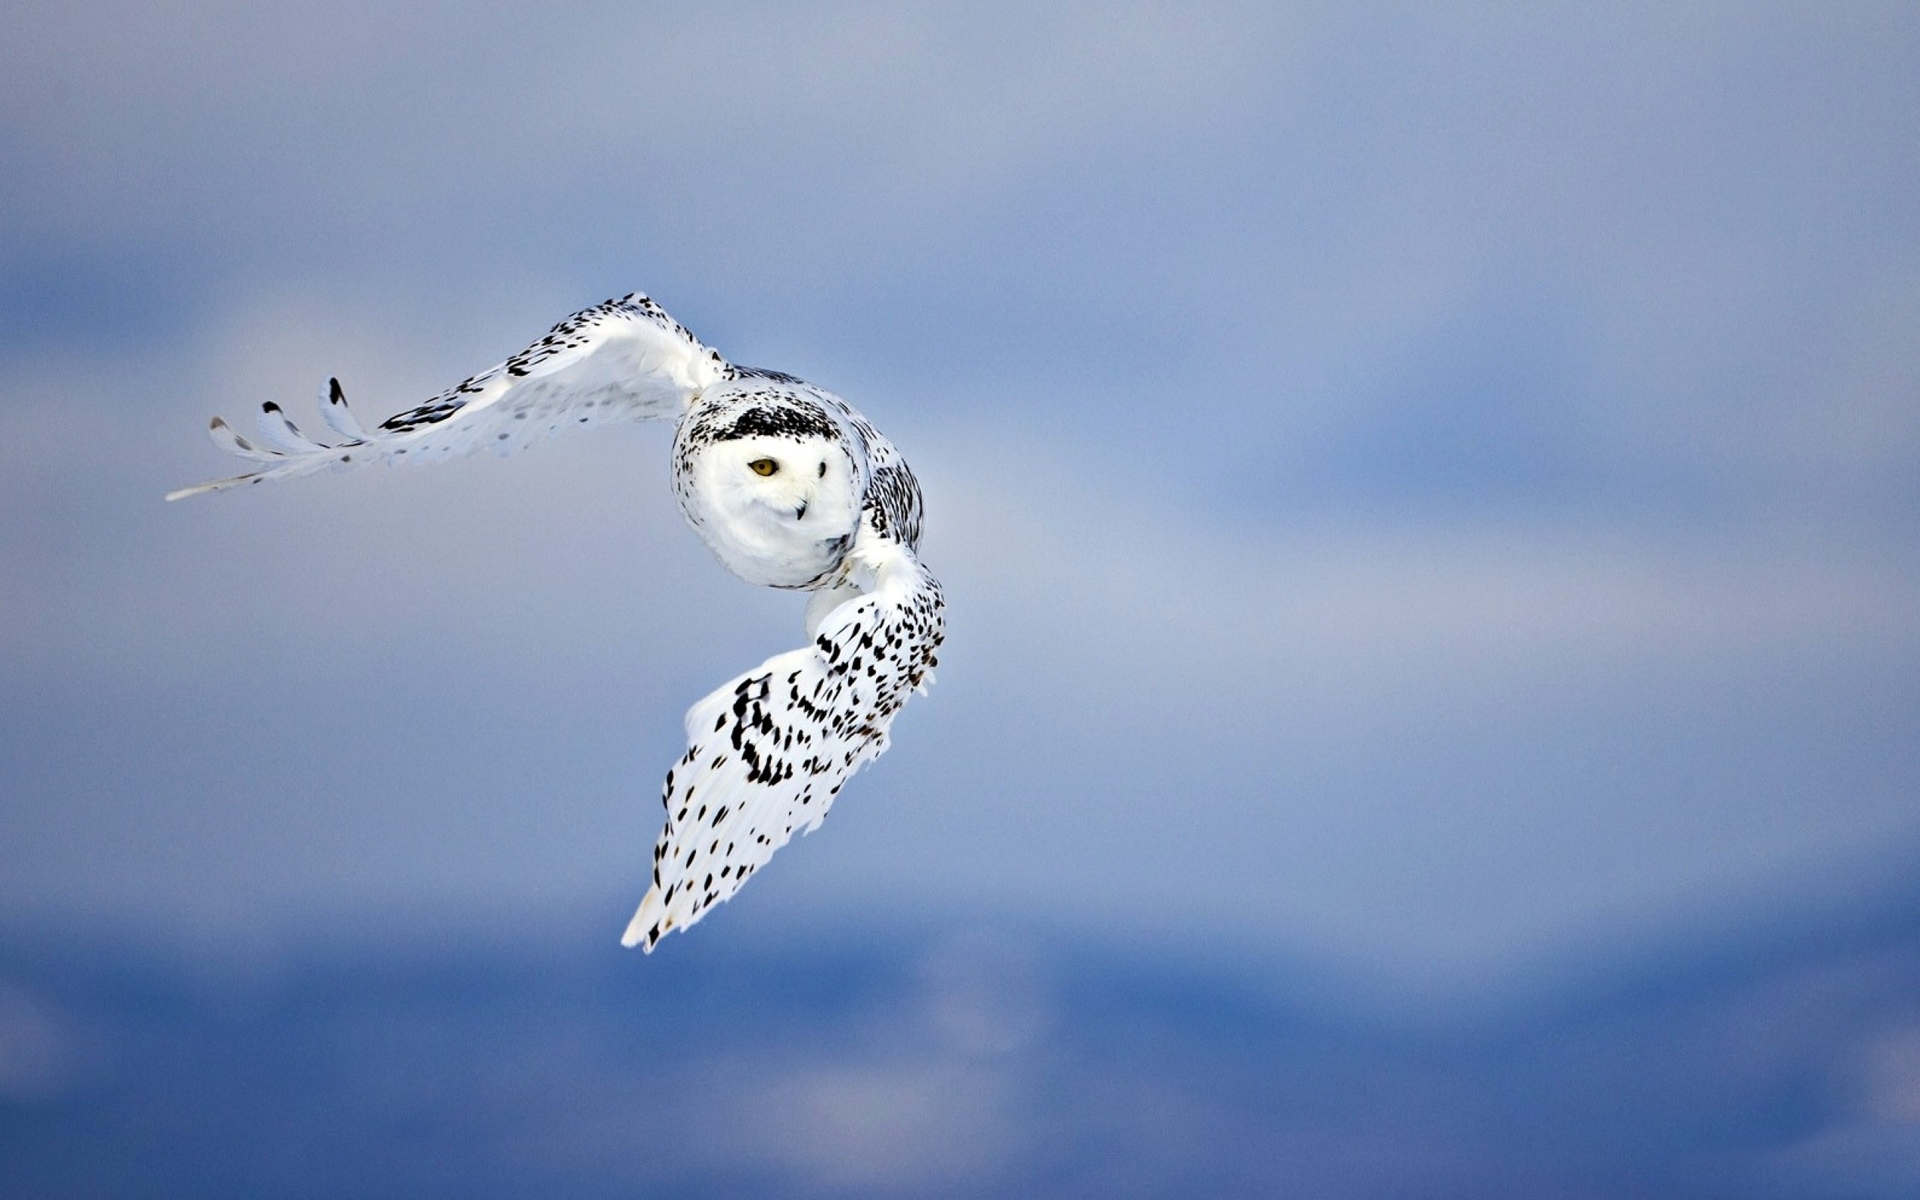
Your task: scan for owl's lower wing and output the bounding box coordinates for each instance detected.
[167,294,729,500]
[622,528,944,951]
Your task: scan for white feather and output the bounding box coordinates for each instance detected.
[171,291,946,954]
[254,403,327,455]
[167,294,727,501]
[318,378,371,443]
[622,526,943,951]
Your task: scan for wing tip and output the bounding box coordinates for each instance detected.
[165,474,260,502]
[620,892,668,952]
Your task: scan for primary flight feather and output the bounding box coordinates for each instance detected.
[170,293,944,951]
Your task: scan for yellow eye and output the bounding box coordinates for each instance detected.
[749,458,779,477]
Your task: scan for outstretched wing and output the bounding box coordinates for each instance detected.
[622,523,945,951]
[167,294,729,500]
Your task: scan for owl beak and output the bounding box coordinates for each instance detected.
[795,500,809,520]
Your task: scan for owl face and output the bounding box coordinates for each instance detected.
[679,429,861,588]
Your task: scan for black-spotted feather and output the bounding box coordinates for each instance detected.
[166,294,729,501]
[622,526,944,951]
[170,289,949,953]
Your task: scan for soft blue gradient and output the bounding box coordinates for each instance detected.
[3,4,1919,1190]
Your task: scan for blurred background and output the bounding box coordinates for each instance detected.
[3,2,1919,1194]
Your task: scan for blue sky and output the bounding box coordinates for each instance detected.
[3,0,1918,1007]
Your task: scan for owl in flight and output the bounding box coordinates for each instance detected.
[169,294,945,951]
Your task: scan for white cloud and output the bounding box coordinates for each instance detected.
[4,313,1918,987]
[2,2,1918,992]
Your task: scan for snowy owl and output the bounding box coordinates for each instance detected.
[169,294,945,951]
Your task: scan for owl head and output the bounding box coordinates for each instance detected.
[676,395,862,588]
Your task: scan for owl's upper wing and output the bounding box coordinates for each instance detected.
[167,294,729,500]
[622,520,945,951]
